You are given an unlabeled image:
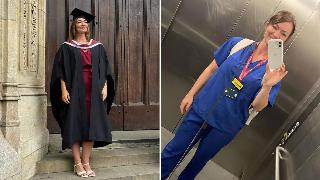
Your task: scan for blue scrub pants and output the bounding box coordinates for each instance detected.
[161,108,235,180]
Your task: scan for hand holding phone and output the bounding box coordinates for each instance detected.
[262,63,288,87]
[268,39,284,69]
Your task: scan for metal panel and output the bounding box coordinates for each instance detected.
[249,102,320,180]
[161,0,181,37]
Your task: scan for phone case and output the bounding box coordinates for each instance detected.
[268,39,283,69]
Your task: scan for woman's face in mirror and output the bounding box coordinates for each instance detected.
[263,21,294,44]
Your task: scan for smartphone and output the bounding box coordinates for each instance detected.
[268,39,283,69]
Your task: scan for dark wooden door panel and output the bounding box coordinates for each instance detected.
[124,105,159,130]
[127,0,143,104]
[95,0,123,129]
[108,106,124,131]
[47,107,61,133]
[46,0,68,133]
[117,0,160,130]
[148,0,160,104]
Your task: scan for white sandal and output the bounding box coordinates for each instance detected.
[83,163,96,177]
[74,163,88,178]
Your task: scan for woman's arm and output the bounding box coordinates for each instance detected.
[251,85,272,111]
[60,79,67,91]
[180,59,219,114]
[101,82,108,101]
[60,79,70,104]
[251,64,288,111]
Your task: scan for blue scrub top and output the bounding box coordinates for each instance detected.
[192,37,281,136]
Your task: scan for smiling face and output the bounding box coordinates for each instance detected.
[75,17,89,34]
[263,21,294,44]
[69,17,91,40]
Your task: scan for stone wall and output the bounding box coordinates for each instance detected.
[0,0,48,179]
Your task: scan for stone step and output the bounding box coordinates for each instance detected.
[37,143,159,174]
[49,130,159,152]
[31,163,159,180]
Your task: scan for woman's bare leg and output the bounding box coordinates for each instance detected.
[82,141,95,174]
[71,142,86,173]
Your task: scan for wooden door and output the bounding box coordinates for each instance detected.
[46,0,159,132]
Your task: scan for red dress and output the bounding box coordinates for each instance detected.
[71,40,96,123]
[81,48,92,122]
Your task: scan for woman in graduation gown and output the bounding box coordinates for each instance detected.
[50,8,115,177]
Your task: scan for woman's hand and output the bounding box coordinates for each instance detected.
[177,60,218,115]
[262,64,288,87]
[101,85,108,101]
[62,89,70,104]
[180,94,193,115]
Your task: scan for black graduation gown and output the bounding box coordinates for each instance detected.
[50,42,115,150]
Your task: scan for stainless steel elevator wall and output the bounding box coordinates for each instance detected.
[252,93,320,180]
[162,0,320,179]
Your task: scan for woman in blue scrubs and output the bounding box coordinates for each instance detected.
[161,10,296,180]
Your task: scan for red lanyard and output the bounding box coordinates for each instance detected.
[239,48,267,81]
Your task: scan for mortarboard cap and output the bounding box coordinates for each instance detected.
[70,8,95,23]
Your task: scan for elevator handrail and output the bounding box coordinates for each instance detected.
[275,146,292,180]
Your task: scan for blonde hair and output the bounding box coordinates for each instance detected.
[69,17,91,41]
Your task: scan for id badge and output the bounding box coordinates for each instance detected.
[231,77,243,90]
[224,87,239,100]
